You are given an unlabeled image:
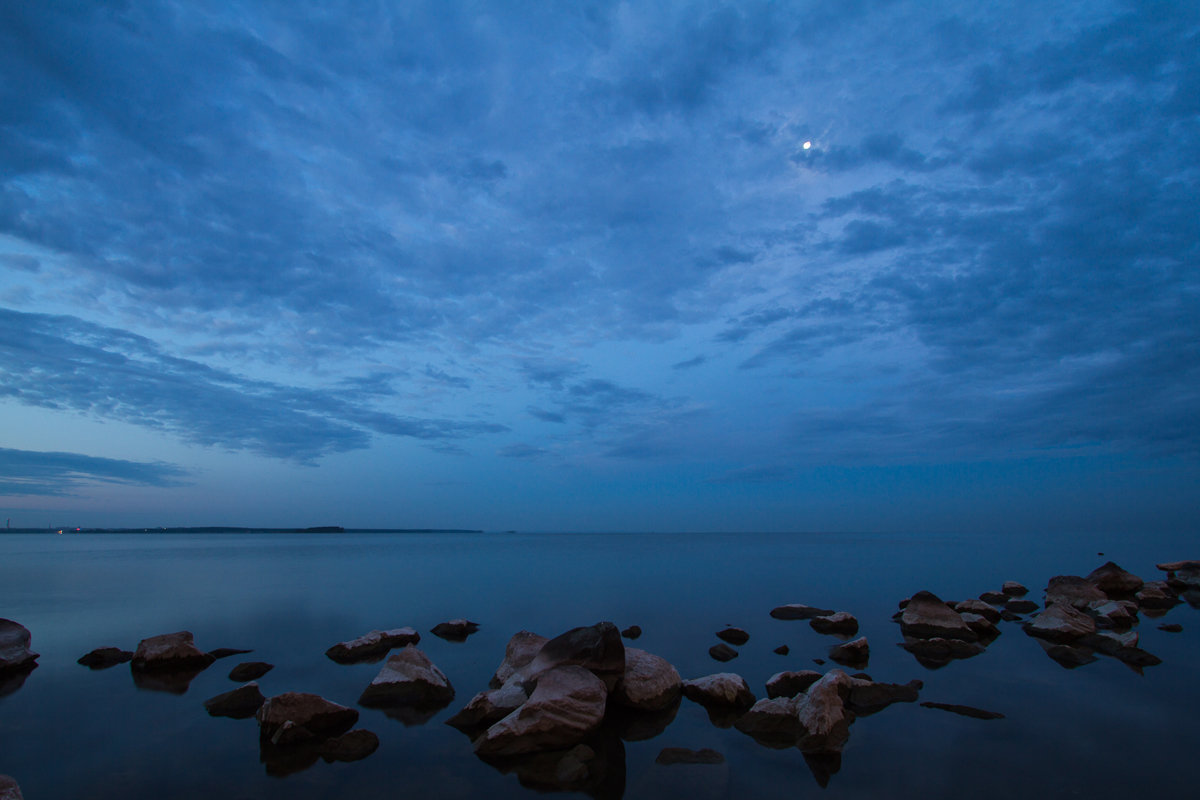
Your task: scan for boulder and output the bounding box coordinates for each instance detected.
[899,592,977,641]
[318,729,380,762]
[734,696,803,747]
[358,645,454,709]
[229,661,274,682]
[77,647,133,670]
[0,620,39,673]
[795,670,854,753]
[1087,562,1144,596]
[1136,581,1179,609]
[716,627,749,645]
[765,670,822,698]
[612,648,681,711]
[1093,601,1137,630]
[620,625,642,640]
[431,619,480,641]
[959,613,1000,638]
[325,627,420,663]
[0,775,22,800]
[204,682,267,718]
[979,591,1009,605]
[1001,581,1028,597]
[1044,576,1107,610]
[709,643,738,662]
[809,612,859,636]
[490,631,549,688]
[446,682,530,732]
[473,665,607,757]
[512,622,624,690]
[1004,599,1039,615]
[681,673,755,708]
[131,631,214,672]
[1024,603,1097,643]
[954,599,1001,623]
[846,679,922,715]
[770,604,835,620]
[829,637,869,668]
[256,692,359,745]
[655,747,724,765]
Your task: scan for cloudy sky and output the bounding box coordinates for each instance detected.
[1,0,1197,532]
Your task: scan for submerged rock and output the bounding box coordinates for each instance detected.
[256,692,359,745]
[900,636,987,668]
[846,679,922,716]
[954,599,1001,623]
[325,627,420,663]
[77,647,133,670]
[709,643,738,662]
[131,631,215,672]
[208,648,253,660]
[431,619,480,641]
[1159,623,1183,633]
[765,670,822,699]
[491,631,549,688]
[358,645,454,709]
[612,648,681,711]
[204,682,267,718]
[1004,599,1039,615]
[0,620,40,673]
[229,661,274,682]
[899,592,977,641]
[655,747,725,765]
[920,701,1004,720]
[770,604,835,620]
[810,612,859,636]
[318,729,379,762]
[716,627,750,645]
[474,665,607,757]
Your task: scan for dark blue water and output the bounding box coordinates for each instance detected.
[1,530,1196,798]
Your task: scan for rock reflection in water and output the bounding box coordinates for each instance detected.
[477,727,626,800]
[130,664,208,694]
[0,662,36,699]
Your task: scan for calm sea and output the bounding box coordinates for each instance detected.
[1,530,1197,799]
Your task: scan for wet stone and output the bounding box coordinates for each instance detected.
[77,647,133,670]
[716,627,749,646]
[229,661,274,682]
[709,643,738,662]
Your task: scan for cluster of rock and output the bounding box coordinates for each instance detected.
[893,589,1010,668]
[769,604,865,667]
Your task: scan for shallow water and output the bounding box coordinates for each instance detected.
[1,530,1197,799]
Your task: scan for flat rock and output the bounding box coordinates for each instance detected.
[1087,561,1144,596]
[716,627,749,645]
[1044,576,1107,610]
[473,665,607,757]
[1004,598,1039,614]
[1001,581,1028,597]
[204,681,266,718]
[809,612,859,636]
[655,747,724,765]
[0,620,39,673]
[734,696,803,746]
[612,647,681,711]
[709,643,738,662]
[979,591,1009,605]
[318,729,379,762]
[77,647,133,670]
[1159,623,1183,633]
[1024,603,1097,643]
[1156,560,1200,572]
[795,670,853,753]
[954,599,1001,623]
[766,670,822,699]
[208,648,252,660]
[899,592,977,641]
[829,637,869,668]
[1137,581,1180,609]
[431,619,480,641]
[620,625,642,640]
[446,682,530,732]
[920,701,1004,720]
[513,622,624,689]
[0,775,22,800]
[131,631,214,672]
[256,692,359,745]
[358,645,454,708]
[681,673,755,708]
[770,604,835,620]
[491,630,549,688]
[325,627,420,663]
[229,661,274,682]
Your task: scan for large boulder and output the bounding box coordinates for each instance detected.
[766,670,822,698]
[0,775,22,800]
[446,682,530,733]
[796,670,854,753]
[1024,603,1097,643]
[0,620,39,673]
[490,631,548,688]
[77,647,133,670]
[1087,562,1144,597]
[681,673,755,708]
[473,665,607,757]
[358,645,454,709]
[734,696,804,747]
[512,622,625,690]
[256,692,359,745]
[612,648,681,711]
[325,627,420,663]
[809,612,859,636]
[204,682,267,719]
[131,631,215,672]
[898,592,977,641]
[1044,576,1107,610]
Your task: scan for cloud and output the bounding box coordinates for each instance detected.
[671,355,707,370]
[497,443,547,460]
[0,447,189,497]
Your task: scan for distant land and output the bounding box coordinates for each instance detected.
[1,526,485,534]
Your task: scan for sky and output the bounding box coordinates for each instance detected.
[1,0,1197,533]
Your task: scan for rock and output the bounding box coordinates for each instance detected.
[0,775,23,800]
[809,612,859,636]
[612,648,681,711]
[204,682,267,718]
[229,661,274,682]
[829,637,869,668]
[770,604,835,620]
[318,729,379,762]
[474,665,607,757]
[1087,561,1144,596]
[1155,560,1200,571]
[620,625,642,640]
[979,591,1009,605]
[256,692,359,745]
[490,630,549,688]
[1024,603,1097,643]
[208,648,252,660]
[681,673,755,708]
[1004,599,1039,615]
[131,631,215,672]
[1093,601,1137,629]
[900,636,987,668]
[1044,576,1107,610]
[999,609,1024,622]
[920,701,1004,720]
[959,613,1000,637]
[708,643,738,662]
[795,670,853,753]
[1086,629,1139,654]
[358,645,454,709]
[734,696,803,747]
[1159,623,1183,633]
[765,670,822,698]
[1001,581,1028,597]
[1136,581,1180,609]
[325,627,420,663]
[954,599,1001,623]
[899,592,977,641]
[846,679,922,715]
[431,619,480,641]
[716,627,749,645]
[77,647,133,670]
[655,747,724,765]
[773,644,789,655]
[513,622,625,690]
[0,620,39,673]
[447,682,531,733]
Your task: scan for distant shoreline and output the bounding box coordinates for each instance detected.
[0,526,486,534]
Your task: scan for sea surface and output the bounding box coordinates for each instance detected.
[1,529,1197,799]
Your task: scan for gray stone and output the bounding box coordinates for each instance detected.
[809,612,859,636]
[796,670,853,753]
[1087,561,1144,596]
[1001,581,1028,597]
[431,619,480,641]
[899,592,977,641]
[204,681,266,718]
[829,636,869,668]
[446,681,530,732]
[770,604,835,620]
[734,695,803,746]
[511,622,624,690]
[490,630,549,688]
[229,661,274,681]
[954,599,1001,623]
[709,643,738,662]
[716,627,750,645]
[1024,603,1097,643]
[681,673,755,708]
[1044,576,1107,610]
[765,670,822,698]
[1137,581,1180,609]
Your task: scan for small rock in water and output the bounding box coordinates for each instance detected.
[1159,623,1183,633]
[899,592,977,641]
[0,774,23,800]
[204,682,267,718]
[979,591,1009,605]
[709,643,738,662]
[229,661,274,682]
[716,627,750,645]
[773,644,789,655]
[809,612,859,636]
[1024,603,1096,643]
[655,747,725,765]
[358,646,455,709]
[1087,561,1144,597]
[132,631,215,672]
[812,658,825,665]
[620,625,642,640]
[430,619,480,641]
[920,701,1005,720]
[765,670,821,699]
[829,637,869,668]
[256,692,359,745]
[318,729,379,763]
[326,628,420,664]
[77,647,133,670]
[769,604,835,620]
[1001,581,1028,597]
[1004,599,1039,615]
[208,648,253,660]
[681,673,755,708]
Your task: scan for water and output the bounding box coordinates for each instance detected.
[1,530,1197,799]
